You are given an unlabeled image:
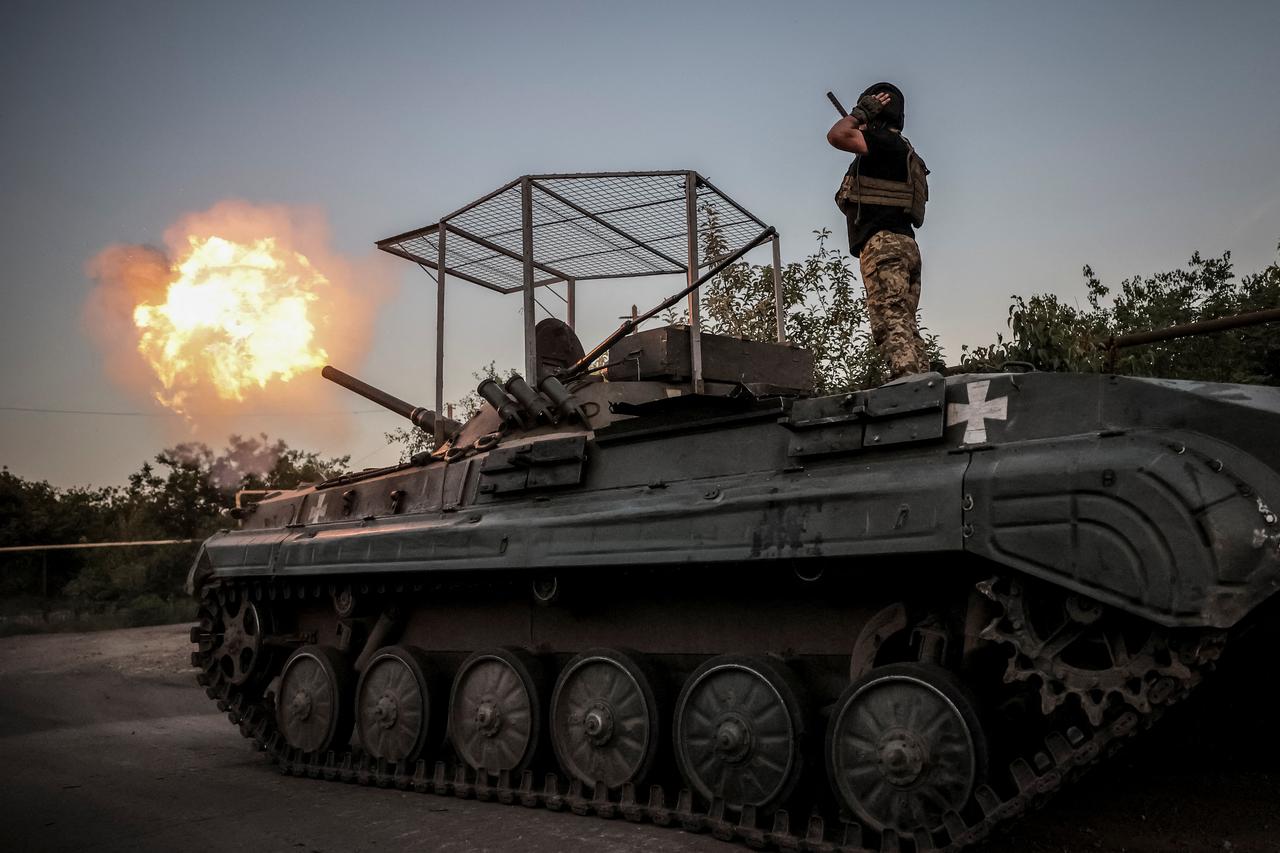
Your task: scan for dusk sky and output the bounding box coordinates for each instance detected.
[3,0,1278,488]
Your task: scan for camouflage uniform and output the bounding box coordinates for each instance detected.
[859,230,930,379]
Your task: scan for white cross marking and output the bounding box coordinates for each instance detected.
[946,380,1008,444]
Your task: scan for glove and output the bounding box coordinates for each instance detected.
[849,93,885,126]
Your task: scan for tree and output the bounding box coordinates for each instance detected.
[384,210,941,464]
[387,230,1277,471]
[696,204,941,393]
[960,246,1280,382]
[0,469,117,598]
[1,436,349,607]
[385,362,518,462]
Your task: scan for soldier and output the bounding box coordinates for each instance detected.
[827,82,930,379]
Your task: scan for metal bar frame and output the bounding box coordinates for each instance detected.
[373,178,516,248]
[527,194,670,277]
[473,193,689,247]
[378,171,785,392]
[530,179,689,272]
[520,178,538,380]
[378,171,774,295]
[771,234,786,343]
[563,269,686,283]
[685,171,704,393]
[389,249,507,293]
[445,222,574,283]
[438,176,523,225]
[399,259,560,295]
[434,224,447,445]
[472,201,674,272]
[440,253,530,291]
[551,192,687,223]
[692,173,769,228]
[517,243,677,272]
[528,169,690,180]
[560,225,777,381]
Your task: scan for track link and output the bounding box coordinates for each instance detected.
[192,578,1197,853]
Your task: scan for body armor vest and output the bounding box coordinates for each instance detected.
[835,132,929,228]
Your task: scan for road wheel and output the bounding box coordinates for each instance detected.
[355,645,442,763]
[672,654,808,812]
[550,648,660,789]
[449,647,543,777]
[277,645,354,755]
[826,661,988,834]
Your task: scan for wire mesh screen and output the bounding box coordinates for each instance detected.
[376,171,770,293]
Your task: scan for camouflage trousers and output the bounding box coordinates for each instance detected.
[859,231,930,379]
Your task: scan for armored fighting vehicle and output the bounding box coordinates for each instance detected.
[189,172,1280,852]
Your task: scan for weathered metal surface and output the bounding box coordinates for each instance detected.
[189,338,1280,853]
[199,367,1280,631]
[606,326,814,393]
[321,365,461,438]
[783,373,944,455]
[1108,306,1280,350]
[478,435,588,496]
[193,166,1280,851]
[945,307,1280,374]
[562,227,776,380]
[953,373,1280,628]
[190,572,1216,853]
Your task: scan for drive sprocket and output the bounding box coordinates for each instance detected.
[977,576,1220,726]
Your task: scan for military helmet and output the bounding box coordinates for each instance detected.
[859,81,905,129]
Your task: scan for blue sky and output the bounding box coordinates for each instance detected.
[2,0,1278,487]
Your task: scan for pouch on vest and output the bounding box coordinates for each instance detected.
[835,134,929,228]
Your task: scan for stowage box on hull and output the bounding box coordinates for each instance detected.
[605,326,815,394]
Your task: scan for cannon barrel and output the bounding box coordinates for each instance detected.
[322,365,462,440]
[945,307,1280,375]
[1104,306,1280,350]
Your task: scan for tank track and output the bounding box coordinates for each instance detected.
[191,576,1212,853]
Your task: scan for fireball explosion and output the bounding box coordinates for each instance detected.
[87,201,389,427]
[132,235,329,412]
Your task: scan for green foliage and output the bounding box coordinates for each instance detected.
[0,435,349,630]
[5,234,1274,635]
[697,205,941,393]
[385,362,518,462]
[961,247,1280,382]
[382,425,433,463]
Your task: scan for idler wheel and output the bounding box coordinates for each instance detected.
[550,648,660,789]
[449,647,543,777]
[826,662,988,835]
[214,594,268,686]
[355,645,441,764]
[673,654,808,812]
[276,645,354,755]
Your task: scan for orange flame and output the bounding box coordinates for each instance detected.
[131,234,330,412]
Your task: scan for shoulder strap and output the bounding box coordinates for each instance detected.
[898,133,929,175]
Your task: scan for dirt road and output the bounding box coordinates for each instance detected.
[0,624,1275,852]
